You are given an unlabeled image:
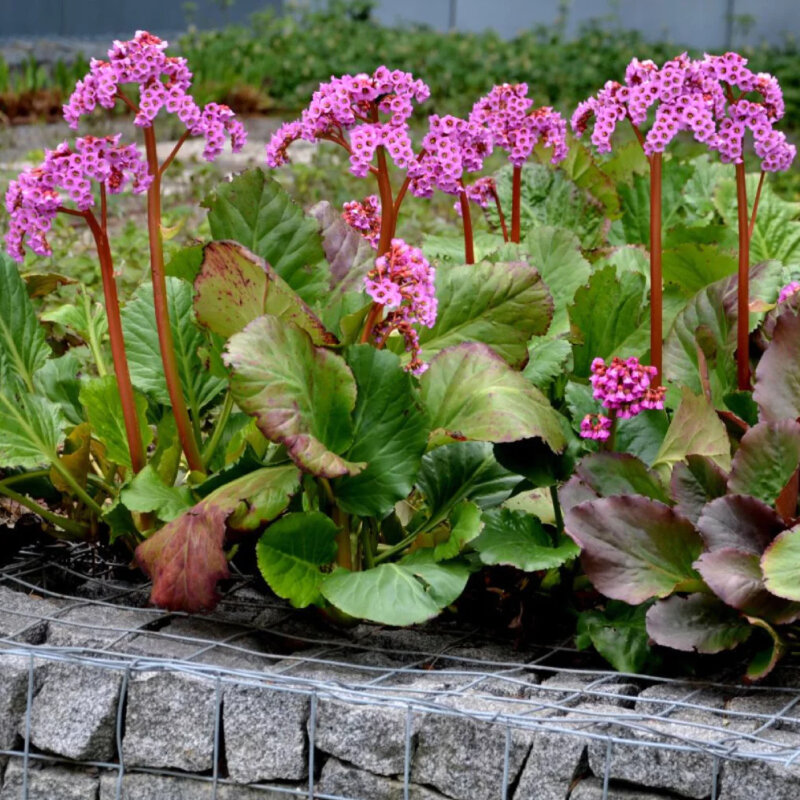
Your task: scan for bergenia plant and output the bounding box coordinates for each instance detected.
[573,52,795,390]
[63,30,246,472]
[471,83,568,243]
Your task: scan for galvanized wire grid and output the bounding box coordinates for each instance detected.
[0,542,798,800]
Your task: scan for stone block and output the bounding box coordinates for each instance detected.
[318,758,450,800]
[532,673,641,709]
[411,695,534,800]
[98,771,294,799]
[0,586,58,643]
[571,776,687,799]
[223,683,308,783]
[47,604,158,650]
[25,662,121,760]
[122,671,216,772]
[314,696,417,776]
[0,760,98,800]
[724,692,800,733]
[0,655,36,750]
[718,729,800,800]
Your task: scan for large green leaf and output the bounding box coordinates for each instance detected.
[664,261,783,403]
[762,525,800,602]
[121,465,194,522]
[646,594,752,654]
[523,227,591,335]
[0,253,49,391]
[576,602,656,674]
[257,512,338,608]
[122,278,226,413]
[321,556,470,625]
[661,243,736,297]
[523,337,572,390]
[33,352,85,426]
[41,289,108,353]
[433,501,484,561]
[417,441,519,524]
[575,452,670,504]
[203,168,328,303]
[0,392,65,469]
[568,266,647,377]
[728,421,800,506]
[225,315,363,478]
[333,346,429,518]
[555,139,620,218]
[614,409,670,466]
[652,388,731,478]
[753,312,800,423]
[419,343,565,451]
[564,496,704,604]
[422,231,502,265]
[79,376,152,469]
[193,241,336,344]
[402,260,552,369]
[474,508,579,570]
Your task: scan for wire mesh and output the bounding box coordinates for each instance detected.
[0,540,797,800]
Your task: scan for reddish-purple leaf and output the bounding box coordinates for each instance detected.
[564,496,703,604]
[696,495,785,554]
[669,455,728,524]
[753,311,800,422]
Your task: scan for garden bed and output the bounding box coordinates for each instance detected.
[0,543,798,800]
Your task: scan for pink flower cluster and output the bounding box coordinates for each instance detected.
[342,195,381,249]
[778,281,800,304]
[365,239,437,375]
[470,83,568,167]
[571,51,795,172]
[265,67,430,177]
[408,114,493,199]
[461,177,497,212]
[580,414,614,441]
[63,31,246,162]
[5,135,151,261]
[580,356,665,442]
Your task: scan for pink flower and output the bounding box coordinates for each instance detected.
[5,135,151,261]
[778,281,800,304]
[589,356,665,418]
[63,31,246,163]
[342,195,381,249]
[265,67,429,177]
[471,84,568,166]
[580,414,613,441]
[364,238,437,374]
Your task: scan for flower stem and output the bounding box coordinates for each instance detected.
[201,391,234,469]
[735,160,751,390]
[511,165,522,243]
[748,170,765,240]
[649,152,663,386]
[359,302,385,344]
[142,126,204,473]
[492,186,509,242]
[83,209,146,474]
[321,477,352,570]
[459,190,475,264]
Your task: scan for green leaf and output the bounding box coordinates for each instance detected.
[403,261,553,369]
[0,392,65,469]
[417,441,519,522]
[652,388,731,479]
[523,337,572,389]
[165,245,204,283]
[0,253,50,391]
[522,227,591,335]
[556,140,620,218]
[614,410,670,466]
[79,376,152,469]
[121,465,194,522]
[333,346,429,518]
[41,292,108,346]
[193,241,336,344]
[225,315,363,478]
[122,278,226,412]
[565,496,704,604]
[256,511,338,608]
[664,261,783,404]
[683,154,727,222]
[753,311,800,423]
[727,421,800,506]
[646,594,752,654]
[723,390,759,427]
[577,602,655,674]
[420,343,565,451]
[568,266,647,377]
[308,201,375,289]
[575,452,670,503]
[661,244,736,296]
[433,500,483,561]
[321,557,470,625]
[475,508,579,570]
[203,168,328,303]
[33,352,85,426]
[745,618,786,682]
[762,525,800,602]
[422,231,502,264]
